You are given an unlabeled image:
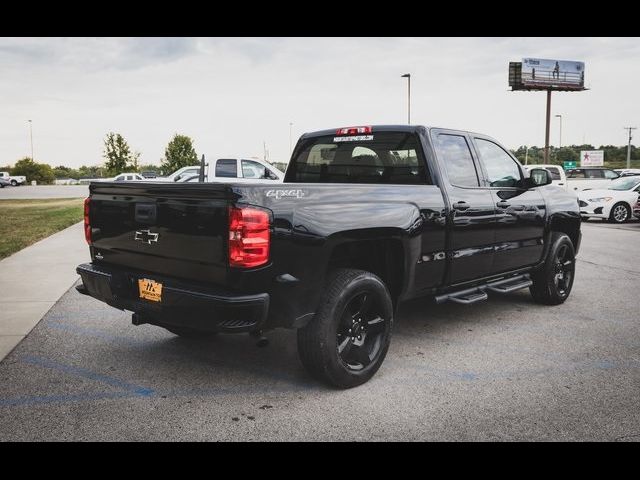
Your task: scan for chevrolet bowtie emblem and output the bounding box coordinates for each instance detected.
[134,229,159,244]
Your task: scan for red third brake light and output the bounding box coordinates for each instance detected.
[228,205,270,268]
[336,126,372,135]
[84,197,92,245]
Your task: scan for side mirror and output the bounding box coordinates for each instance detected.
[528,168,553,187]
[264,168,277,180]
[174,175,181,182]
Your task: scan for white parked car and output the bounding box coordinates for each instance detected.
[524,164,568,190]
[566,167,620,192]
[0,171,27,186]
[578,176,640,223]
[177,158,284,184]
[155,165,202,182]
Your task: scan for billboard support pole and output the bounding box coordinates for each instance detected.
[544,89,551,163]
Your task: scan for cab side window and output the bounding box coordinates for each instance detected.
[474,138,522,188]
[586,170,603,179]
[604,170,618,179]
[215,159,238,178]
[568,169,585,178]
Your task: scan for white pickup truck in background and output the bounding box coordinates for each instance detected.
[0,171,27,186]
[171,158,284,184]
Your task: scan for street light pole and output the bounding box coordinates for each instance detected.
[28,119,34,161]
[624,126,637,169]
[555,114,562,149]
[289,122,294,158]
[401,73,411,124]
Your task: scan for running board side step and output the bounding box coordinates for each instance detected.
[435,274,532,305]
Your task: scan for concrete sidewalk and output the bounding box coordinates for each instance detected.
[0,222,89,361]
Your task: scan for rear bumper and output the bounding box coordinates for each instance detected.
[76,263,269,333]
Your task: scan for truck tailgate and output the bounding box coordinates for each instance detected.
[88,182,232,285]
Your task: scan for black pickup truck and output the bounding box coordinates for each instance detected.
[77,125,581,388]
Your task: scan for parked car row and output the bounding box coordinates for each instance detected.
[107,158,285,184]
[578,176,640,223]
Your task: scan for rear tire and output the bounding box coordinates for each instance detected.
[530,233,575,305]
[297,268,393,389]
[609,203,630,223]
[10,180,17,186]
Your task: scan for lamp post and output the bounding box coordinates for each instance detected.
[401,73,411,124]
[28,119,34,161]
[289,122,294,158]
[555,114,562,149]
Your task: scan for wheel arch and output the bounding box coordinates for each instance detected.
[326,235,406,309]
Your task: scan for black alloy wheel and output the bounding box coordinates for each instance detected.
[336,291,387,371]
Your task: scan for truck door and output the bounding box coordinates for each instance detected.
[471,136,545,274]
[431,131,496,284]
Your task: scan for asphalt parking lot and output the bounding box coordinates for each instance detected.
[0,222,639,441]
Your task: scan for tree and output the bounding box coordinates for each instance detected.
[103,132,140,176]
[161,134,198,174]
[12,157,55,184]
[53,165,81,179]
[78,165,106,178]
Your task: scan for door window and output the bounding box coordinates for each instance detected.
[475,138,522,187]
[241,160,269,179]
[604,170,618,179]
[433,134,479,187]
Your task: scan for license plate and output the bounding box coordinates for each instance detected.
[138,278,163,302]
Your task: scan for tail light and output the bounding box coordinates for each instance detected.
[84,197,92,245]
[228,205,270,268]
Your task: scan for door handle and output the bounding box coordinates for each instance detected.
[496,201,510,208]
[453,201,470,211]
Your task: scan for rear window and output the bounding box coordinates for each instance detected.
[285,132,429,184]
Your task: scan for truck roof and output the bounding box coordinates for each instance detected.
[301,124,489,140]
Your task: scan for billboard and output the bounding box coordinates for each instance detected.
[522,58,584,88]
[580,150,604,167]
[509,59,585,91]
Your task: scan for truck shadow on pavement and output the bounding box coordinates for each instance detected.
[1,284,610,409]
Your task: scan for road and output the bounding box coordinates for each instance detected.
[0,222,638,441]
[0,185,89,199]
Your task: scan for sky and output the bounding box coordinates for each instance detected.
[1,37,639,168]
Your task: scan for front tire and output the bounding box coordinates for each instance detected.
[530,233,576,305]
[609,202,630,223]
[297,269,394,389]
